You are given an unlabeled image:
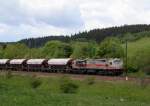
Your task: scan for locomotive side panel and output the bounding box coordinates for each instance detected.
[72,58,124,75]
[86,59,107,69]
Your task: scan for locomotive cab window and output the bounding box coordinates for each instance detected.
[113,60,121,64]
[76,60,86,64]
[76,60,86,67]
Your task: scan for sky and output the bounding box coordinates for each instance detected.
[0,0,150,42]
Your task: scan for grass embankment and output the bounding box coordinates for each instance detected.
[126,37,150,58]
[0,73,150,106]
[122,37,150,77]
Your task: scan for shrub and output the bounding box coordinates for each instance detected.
[97,37,124,58]
[85,77,95,85]
[30,75,42,89]
[59,76,79,93]
[127,66,138,73]
[5,70,13,79]
[137,71,149,89]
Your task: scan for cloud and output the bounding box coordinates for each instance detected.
[0,23,81,42]
[0,0,150,42]
[20,0,84,28]
[79,0,150,29]
[0,0,84,28]
[0,0,84,42]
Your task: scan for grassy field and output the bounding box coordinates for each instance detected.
[0,72,150,106]
[122,37,150,76]
[126,37,150,58]
[122,37,150,59]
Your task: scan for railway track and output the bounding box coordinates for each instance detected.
[1,70,150,82]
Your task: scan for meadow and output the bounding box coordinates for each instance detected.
[0,72,150,106]
[122,37,150,75]
[126,37,150,58]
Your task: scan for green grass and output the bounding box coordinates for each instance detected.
[126,37,150,58]
[0,74,150,106]
[122,37,150,75]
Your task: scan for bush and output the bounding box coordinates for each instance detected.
[59,76,79,93]
[137,71,149,89]
[5,70,13,79]
[97,37,124,58]
[30,75,42,89]
[127,66,138,73]
[85,77,95,85]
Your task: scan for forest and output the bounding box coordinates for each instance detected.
[18,24,150,48]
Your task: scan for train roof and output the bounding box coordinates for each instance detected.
[48,58,72,65]
[27,59,47,65]
[9,59,27,64]
[0,59,10,64]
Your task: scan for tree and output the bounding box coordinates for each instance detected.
[71,41,97,58]
[26,48,43,58]
[3,43,29,59]
[0,46,4,58]
[97,37,124,58]
[42,41,72,58]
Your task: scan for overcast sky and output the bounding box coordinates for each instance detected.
[0,0,150,42]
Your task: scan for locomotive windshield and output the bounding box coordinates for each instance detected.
[76,60,86,67]
[95,59,107,64]
[113,59,121,64]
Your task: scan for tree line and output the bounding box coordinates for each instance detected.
[18,24,150,48]
[0,37,124,59]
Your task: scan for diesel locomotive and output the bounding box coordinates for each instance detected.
[0,58,123,75]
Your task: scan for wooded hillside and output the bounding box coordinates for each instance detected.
[19,24,150,48]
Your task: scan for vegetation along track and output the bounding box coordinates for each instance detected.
[1,70,150,83]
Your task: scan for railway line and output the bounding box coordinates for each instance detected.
[0,58,149,83]
[1,70,150,83]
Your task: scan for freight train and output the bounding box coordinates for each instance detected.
[0,58,124,75]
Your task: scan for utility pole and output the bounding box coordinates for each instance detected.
[125,39,128,80]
